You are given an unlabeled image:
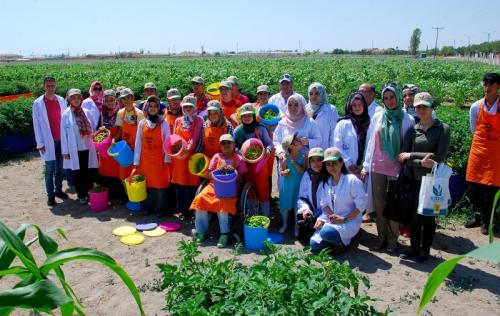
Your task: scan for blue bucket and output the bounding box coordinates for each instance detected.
[107,140,133,167]
[212,170,237,198]
[244,224,269,250]
[258,104,281,126]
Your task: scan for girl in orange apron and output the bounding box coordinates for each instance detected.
[233,104,273,215]
[132,96,171,217]
[114,88,144,181]
[172,96,204,218]
[219,80,242,128]
[466,92,500,230]
[197,100,234,159]
[191,133,248,247]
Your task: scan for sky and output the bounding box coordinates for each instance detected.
[1,0,498,56]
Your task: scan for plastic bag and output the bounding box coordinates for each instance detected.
[417,163,452,216]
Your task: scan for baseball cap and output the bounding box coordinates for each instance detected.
[146,95,160,104]
[219,80,233,89]
[191,76,205,84]
[308,147,324,159]
[256,85,271,94]
[219,134,234,143]
[413,92,434,107]
[166,88,181,99]
[103,89,116,97]
[279,74,293,83]
[281,131,298,152]
[239,103,255,116]
[119,88,134,99]
[323,147,342,162]
[181,95,196,107]
[66,88,82,97]
[227,75,240,85]
[144,82,157,90]
[207,100,222,111]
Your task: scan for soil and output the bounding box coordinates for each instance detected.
[1,153,499,316]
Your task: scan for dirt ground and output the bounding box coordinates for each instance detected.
[1,153,499,316]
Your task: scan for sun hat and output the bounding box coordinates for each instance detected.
[323,147,342,162]
[181,95,196,107]
[413,92,434,107]
[219,134,234,143]
[308,147,324,159]
[166,88,181,99]
[239,103,255,116]
[207,100,222,111]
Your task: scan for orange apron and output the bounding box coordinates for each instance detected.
[138,122,170,189]
[221,99,242,128]
[119,108,140,180]
[243,128,270,203]
[266,129,275,177]
[190,155,239,215]
[98,126,120,178]
[466,100,500,186]
[202,124,228,159]
[171,120,200,186]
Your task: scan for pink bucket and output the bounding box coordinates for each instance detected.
[92,129,112,158]
[241,138,265,164]
[89,188,108,212]
[164,134,188,159]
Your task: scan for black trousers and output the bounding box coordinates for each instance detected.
[73,150,97,199]
[471,182,499,225]
[409,180,436,254]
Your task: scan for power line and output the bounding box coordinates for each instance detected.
[432,26,444,58]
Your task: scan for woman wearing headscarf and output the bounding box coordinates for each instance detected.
[132,95,171,217]
[82,81,103,125]
[361,83,415,254]
[61,88,99,205]
[334,92,370,176]
[306,82,338,149]
[172,95,204,219]
[234,103,273,215]
[196,100,234,159]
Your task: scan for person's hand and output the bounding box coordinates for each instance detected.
[278,152,286,162]
[130,167,138,177]
[329,214,345,224]
[299,137,308,146]
[62,154,70,160]
[281,169,290,176]
[360,169,368,182]
[38,146,46,154]
[421,153,436,169]
[98,126,106,131]
[313,220,324,230]
[303,209,313,218]
[398,152,411,163]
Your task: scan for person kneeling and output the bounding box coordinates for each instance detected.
[310,148,367,254]
[190,134,247,248]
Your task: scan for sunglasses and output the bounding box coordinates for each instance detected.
[93,86,102,91]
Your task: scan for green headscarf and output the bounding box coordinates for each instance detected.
[380,84,404,160]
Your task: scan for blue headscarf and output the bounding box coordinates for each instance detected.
[380,83,404,160]
[306,82,328,118]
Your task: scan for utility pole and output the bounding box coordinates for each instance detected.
[432,26,444,58]
[236,42,238,55]
[467,36,471,60]
[298,40,301,54]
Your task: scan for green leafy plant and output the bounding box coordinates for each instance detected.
[89,184,106,193]
[0,221,145,315]
[418,190,500,314]
[130,174,145,183]
[245,215,270,228]
[92,129,109,143]
[0,97,34,138]
[244,145,263,161]
[194,157,206,174]
[158,240,387,315]
[261,109,279,120]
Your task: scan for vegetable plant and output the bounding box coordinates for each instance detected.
[171,141,183,155]
[130,174,145,183]
[92,129,109,143]
[245,215,270,228]
[244,145,263,161]
[194,157,206,174]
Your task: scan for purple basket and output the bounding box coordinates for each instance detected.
[212,170,238,198]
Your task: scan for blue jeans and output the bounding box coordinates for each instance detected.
[44,141,64,198]
[64,168,74,186]
[310,225,342,253]
[195,211,230,234]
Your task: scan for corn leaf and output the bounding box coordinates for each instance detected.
[489,190,500,244]
[0,224,28,274]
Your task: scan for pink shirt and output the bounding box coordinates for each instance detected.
[209,153,248,174]
[236,93,250,104]
[44,96,61,141]
[371,129,401,177]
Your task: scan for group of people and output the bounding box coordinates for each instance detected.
[32,72,500,256]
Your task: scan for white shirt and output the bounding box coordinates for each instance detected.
[312,103,338,149]
[297,170,322,216]
[333,119,360,168]
[273,117,322,157]
[469,97,498,133]
[269,91,307,115]
[368,101,381,118]
[82,98,100,126]
[315,174,367,245]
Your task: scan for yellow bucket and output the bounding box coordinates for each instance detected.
[188,153,210,178]
[207,82,221,100]
[125,175,147,202]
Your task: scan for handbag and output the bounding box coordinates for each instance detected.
[417,163,452,216]
[383,165,418,226]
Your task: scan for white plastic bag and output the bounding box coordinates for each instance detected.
[417,163,452,216]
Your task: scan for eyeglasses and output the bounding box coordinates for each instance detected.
[93,86,102,91]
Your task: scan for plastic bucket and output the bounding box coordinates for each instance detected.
[92,129,112,158]
[89,188,108,212]
[449,174,467,205]
[107,140,133,167]
[212,170,238,198]
[188,153,210,178]
[241,138,265,164]
[207,82,221,100]
[164,134,188,159]
[258,104,281,126]
[244,217,270,250]
[125,176,147,202]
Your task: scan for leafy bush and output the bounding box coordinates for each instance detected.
[158,240,387,315]
[0,97,34,138]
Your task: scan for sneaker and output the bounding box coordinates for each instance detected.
[217,234,229,248]
[464,217,481,228]
[192,229,205,243]
[386,243,400,255]
[78,198,88,205]
[65,186,76,194]
[480,224,488,235]
[55,192,69,199]
[399,249,418,261]
[47,197,56,207]
[372,240,388,251]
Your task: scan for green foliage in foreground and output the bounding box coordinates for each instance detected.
[0,221,144,316]
[0,97,34,138]
[158,240,388,315]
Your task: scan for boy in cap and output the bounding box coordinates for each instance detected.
[137,82,167,113]
[188,76,210,112]
[269,74,307,115]
[227,75,249,104]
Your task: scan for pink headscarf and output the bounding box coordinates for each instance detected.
[89,81,104,111]
[280,95,307,130]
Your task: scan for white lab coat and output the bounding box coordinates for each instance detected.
[273,118,322,157]
[312,103,338,149]
[297,170,322,216]
[32,95,67,161]
[82,98,100,126]
[269,91,307,115]
[60,107,98,170]
[333,119,361,168]
[367,101,381,118]
[314,174,367,245]
[361,110,415,213]
[133,119,171,165]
